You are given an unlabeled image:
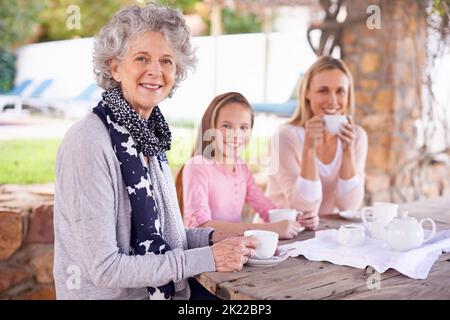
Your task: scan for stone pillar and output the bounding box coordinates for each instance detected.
[341,0,427,202]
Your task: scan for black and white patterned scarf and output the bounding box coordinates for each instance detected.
[93,88,177,300]
[101,87,172,157]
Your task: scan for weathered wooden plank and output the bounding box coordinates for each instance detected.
[335,254,450,300]
[213,257,400,300]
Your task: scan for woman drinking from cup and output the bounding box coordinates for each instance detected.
[265,56,368,224]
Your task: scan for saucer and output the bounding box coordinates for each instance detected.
[338,210,362,222]
[246,255,289,267]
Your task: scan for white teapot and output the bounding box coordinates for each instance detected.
[383,211,436,251]
[361,202,399,240]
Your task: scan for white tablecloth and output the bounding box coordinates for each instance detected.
[278,227,450,279]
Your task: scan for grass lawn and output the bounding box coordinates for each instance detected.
[0,136,270,184]
[0,139,61,184]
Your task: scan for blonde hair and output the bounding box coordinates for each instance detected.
[289,56,355,127]
[175,92,254,215]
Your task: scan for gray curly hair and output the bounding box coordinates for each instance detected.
[93,3,197,96]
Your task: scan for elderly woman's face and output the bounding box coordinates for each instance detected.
[110,31,176,118]
[306,68,349,117]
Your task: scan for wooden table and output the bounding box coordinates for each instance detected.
[196,197,450,299]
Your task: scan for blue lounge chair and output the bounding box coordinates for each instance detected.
[251,74,303,118]
[0,79,34,113]
[251,100,297,118]
[28,79,54,98]
[74,83,99,101]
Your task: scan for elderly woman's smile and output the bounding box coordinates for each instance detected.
[110,31,176,119]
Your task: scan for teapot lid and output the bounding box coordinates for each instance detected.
[394,210,417,222]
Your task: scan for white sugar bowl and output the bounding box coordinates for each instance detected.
[337,224,365,247]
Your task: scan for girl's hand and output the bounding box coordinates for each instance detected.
[270,220,304,240]
[304,116,324,150]
[337,116,356,152]
[297,210,320,230]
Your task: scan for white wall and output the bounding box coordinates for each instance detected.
[160,32,317,121]
[15,38,101,100]
[14,31,317,122]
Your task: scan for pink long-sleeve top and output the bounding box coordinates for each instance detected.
[182,155,277,228]
[265,124,368,216]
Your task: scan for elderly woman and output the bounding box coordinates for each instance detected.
[266,56,368,226]
[53,4,257,300]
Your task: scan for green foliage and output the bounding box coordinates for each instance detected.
[0,0,43,91]
[38,0,135,41]
[156,0,201,14]
[0,0,44,50]
[431,0,450,17]
[222,7,262,34]
[0,49,15,93]
[38,0,206,41]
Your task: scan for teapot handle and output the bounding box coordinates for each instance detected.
[420,218,436,243]
[361,207,373,230]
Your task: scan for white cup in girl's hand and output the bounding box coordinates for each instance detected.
[244,230,278,259]
[323,115,348,135]
[268,209,298,222]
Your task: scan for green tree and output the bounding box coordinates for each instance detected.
[0,0,44,49]
[0,0,43,92]
[157,0,201,13]
[38,0,136,41]
[38,0,206,41]
[222,7,262,34]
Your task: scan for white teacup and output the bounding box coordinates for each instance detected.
[337,224,365,247]
[268,209,298,223]
[323,115,348,135]
[362,202,398,239]
[244,230,278,259]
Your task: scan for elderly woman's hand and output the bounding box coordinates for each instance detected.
[211,237,259,272]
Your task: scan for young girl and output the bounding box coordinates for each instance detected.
[175,92,304,240]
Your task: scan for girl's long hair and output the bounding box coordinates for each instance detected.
[175,92,254,215]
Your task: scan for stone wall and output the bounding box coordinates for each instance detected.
[0,185,55,300]
[342,0,450,203]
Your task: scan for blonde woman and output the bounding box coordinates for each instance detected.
[266,56,368,225]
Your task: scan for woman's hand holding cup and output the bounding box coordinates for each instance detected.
[304,116,324,149]
[211,236,258,272]
[297,210,320,230]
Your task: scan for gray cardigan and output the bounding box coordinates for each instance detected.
[53,113,216,300]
